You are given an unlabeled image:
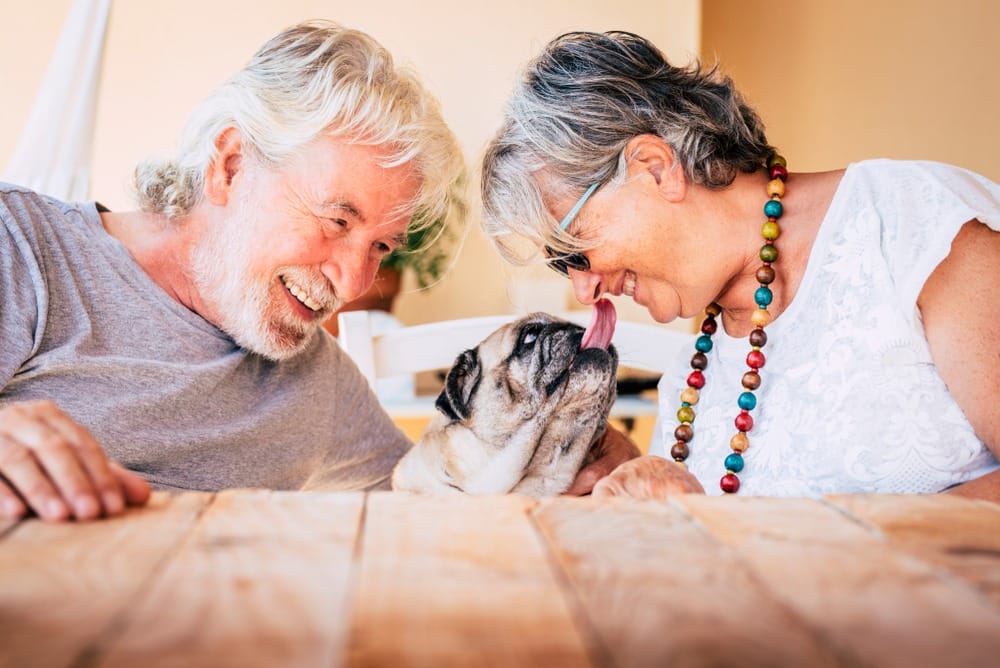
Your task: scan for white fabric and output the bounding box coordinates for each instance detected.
[651,160,1000,496]
[2,0,111,201]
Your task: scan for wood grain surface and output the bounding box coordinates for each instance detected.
[1,491,998,668]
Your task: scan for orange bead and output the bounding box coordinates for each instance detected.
[751,308,771,327]
[730,432,749,452]
[767,178,785,198]
[680,387,700,405]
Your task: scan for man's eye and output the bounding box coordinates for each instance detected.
[328,218,348,228]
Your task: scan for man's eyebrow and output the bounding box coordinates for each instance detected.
[318,199,365,222]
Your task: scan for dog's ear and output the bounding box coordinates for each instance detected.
[435,349,482,422]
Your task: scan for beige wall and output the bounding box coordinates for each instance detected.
[0,0,699,328]
[702,0,1000,181]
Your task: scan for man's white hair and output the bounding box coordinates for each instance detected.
[133,20,465,235]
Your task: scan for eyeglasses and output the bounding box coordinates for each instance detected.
[543,181,600,278]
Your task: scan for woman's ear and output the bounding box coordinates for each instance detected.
[204,127,244,206]
[624,134,686,202]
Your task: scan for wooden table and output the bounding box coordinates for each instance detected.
[2,491,999,667]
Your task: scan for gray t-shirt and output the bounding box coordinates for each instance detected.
[0,183,411,491]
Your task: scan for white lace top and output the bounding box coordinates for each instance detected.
[651,160,999,496]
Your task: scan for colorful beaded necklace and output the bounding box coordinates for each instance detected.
[670,154,788,493]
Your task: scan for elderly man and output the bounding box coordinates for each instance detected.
[0,21,467,521]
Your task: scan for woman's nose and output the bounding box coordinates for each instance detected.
[569,268,603,306]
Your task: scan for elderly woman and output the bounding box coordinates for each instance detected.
[480,31,1000,501]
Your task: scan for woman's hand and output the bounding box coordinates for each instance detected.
[563,424,641,496]
[592,455,705,500]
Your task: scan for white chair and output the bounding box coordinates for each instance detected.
[337,310,691,422]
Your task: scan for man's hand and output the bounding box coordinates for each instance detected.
[563,424,641,496]
[592,455,706,499]
[0,400,151,521]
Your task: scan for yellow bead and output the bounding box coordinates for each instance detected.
[751,308,771,327]
[767,178,786,198]
[674,461,688,470]
[730,432,749,452]
[680,387,700,405]
[761,221,780,240]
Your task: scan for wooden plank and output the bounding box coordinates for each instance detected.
[0,491,209,668]
[347,492,595,667]
[827,493,1000,605]
[676,495,1000,667]
[533,496,843,668]
[94,489,364,668]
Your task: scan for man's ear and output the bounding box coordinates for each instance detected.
[204,127,244,206]
[623,134,686,203]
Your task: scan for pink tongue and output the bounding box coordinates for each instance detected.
[580,298,617,350]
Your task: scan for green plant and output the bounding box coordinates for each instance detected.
[379,218,455,289]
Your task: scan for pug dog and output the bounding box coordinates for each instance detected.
[392,301,618,497]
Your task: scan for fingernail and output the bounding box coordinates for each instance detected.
[103,492,123,516]
[46,499,67,519]
[73,496,99,519]
[2,498,23,517]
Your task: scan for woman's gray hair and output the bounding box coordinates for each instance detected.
[133,20,465,236]
[481,30,774,262]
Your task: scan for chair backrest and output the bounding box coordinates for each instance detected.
[337,310,690,388]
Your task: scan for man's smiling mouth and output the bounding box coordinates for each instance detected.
[281,275,322,311]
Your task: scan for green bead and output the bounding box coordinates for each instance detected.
[761,221,780,240]
[760,244,778,263]
[677,406,695,423]
[767,154,787,168]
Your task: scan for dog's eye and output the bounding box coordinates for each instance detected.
[522,332,537,345]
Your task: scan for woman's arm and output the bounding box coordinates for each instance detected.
[918,219,1000,501]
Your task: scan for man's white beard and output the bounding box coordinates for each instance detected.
[190,198,340,361]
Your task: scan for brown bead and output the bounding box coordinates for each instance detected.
[742,371,761,390]
[674,424,694,442]
[690,352,708,370]
[670,441,690,461]
[756,265,775,285]
[705,302,722,316]
[749,328,767,347]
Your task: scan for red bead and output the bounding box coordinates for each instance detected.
[687,370,706,389]
[735,411,754,432]
[720,473,741,493]
[769,164,788,180]
[701,318,718,335]
[746,350,766,369]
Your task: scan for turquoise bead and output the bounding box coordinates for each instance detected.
[738,391,757,410]
[725,453,745,472]
[695,334,713,353]
[755,286,773,307]
[764,199,783,218]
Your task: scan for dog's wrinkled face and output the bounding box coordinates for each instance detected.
[392,312,618,497]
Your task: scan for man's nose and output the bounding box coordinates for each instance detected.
[569,268,603,306]
[322,248,377,304]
